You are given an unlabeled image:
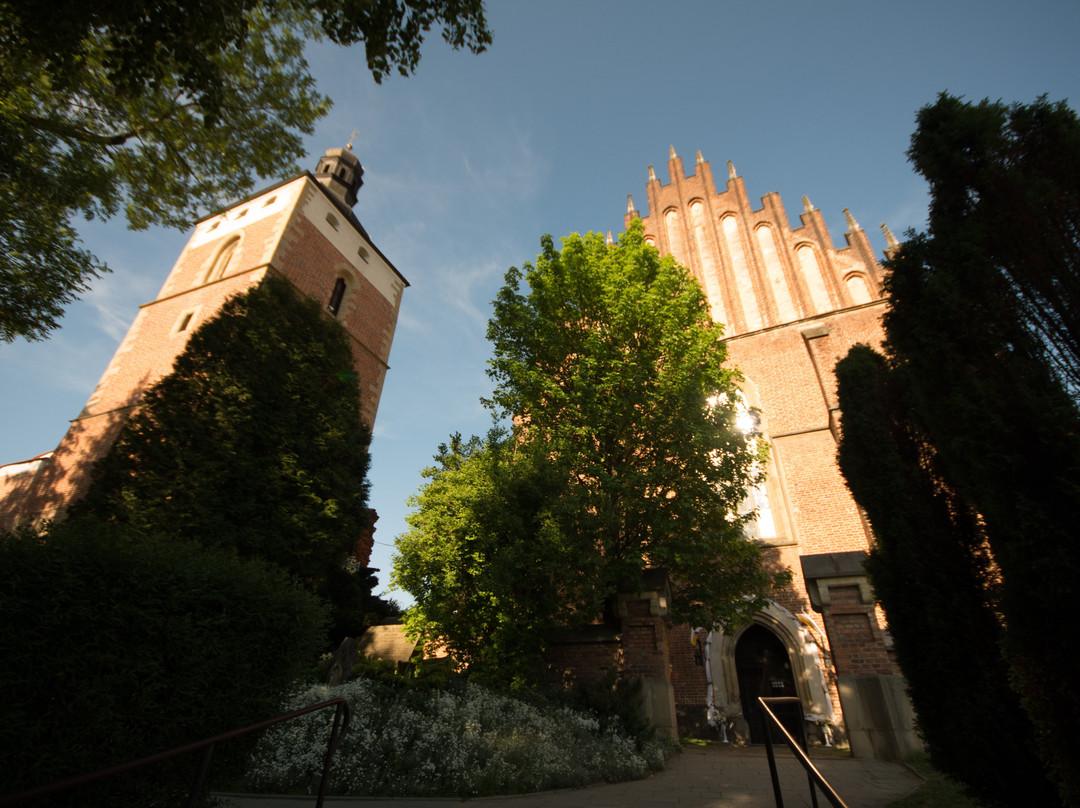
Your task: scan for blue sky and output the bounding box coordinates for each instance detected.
[3,0,1078,603]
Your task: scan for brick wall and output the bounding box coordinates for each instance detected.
[1,173,403,531]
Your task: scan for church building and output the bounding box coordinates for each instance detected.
[628,148,917,759]
[0,147,407,564]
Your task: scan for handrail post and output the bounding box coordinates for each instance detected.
[187,744,215,808]
[758,697,850,808]
[799,716,819,808]
[315,700,348,808]
[763,721,785,808]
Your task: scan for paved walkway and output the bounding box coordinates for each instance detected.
[218,746,923,808]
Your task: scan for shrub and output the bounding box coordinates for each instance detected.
[244,676,675,798]
[0,522,328,806]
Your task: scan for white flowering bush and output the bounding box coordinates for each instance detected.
[244,677,675,797]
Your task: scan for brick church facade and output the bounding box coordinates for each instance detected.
[547,149,918,760]
[631,148,917,759]
[0,147,407,564]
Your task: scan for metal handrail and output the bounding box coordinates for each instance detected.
[758,696,849,808]
[0,697,350,808]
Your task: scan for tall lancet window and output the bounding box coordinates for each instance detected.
[202,236,240,285]
[797,245,832,314]
[722,215,762,331]
[327,278,347,316]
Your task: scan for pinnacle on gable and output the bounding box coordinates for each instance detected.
[844,208,862,231]
[669,145,677,160]
[649,164,657,182]
[803,195,815,213]
[627,194,635,214]
[881,223,901,259]
[696,150,704,165]
[728,161,737,180]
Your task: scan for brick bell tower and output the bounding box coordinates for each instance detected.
[626,148,918,760]
[0,146,408,560]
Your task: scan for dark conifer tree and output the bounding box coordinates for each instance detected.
[836,346,1059,808]
[72,274,382,640]
[837,94,1080,804]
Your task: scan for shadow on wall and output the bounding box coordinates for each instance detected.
[0,381,149,532]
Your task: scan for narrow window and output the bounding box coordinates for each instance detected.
[328,278,346,316]
[326,213,340,231]
[178,312,193,332]
[203,236,240,284]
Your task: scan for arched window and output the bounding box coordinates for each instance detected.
[796,244,831,314]
[845,273,873,305]
[327,278,347,316]
[723,215,762,331]
[756,225,797,323]
[203,236,240,285]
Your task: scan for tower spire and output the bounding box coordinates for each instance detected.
[315,146,364,208]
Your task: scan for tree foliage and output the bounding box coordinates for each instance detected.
[836,94,1080,805]
[70,274,379,640]
[395,224,788,683]
[394,432,587,686]
[0,520,328,806]
[0,0,491,342]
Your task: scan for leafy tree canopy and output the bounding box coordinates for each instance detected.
[0,0,491,342]
[70,274,379,639]
[393,431,588,686]
[395,224,789,681]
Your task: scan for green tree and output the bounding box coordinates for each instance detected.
[836,94,1080,804]
[486,225,785,629]
[394,431,587,686]
[395,224,788,683]
[70,274,378,641]
[835,346,1060,808]
[0,0,491,342]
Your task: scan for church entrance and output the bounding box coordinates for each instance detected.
[735,624,800,744]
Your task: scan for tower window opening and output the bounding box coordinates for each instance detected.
[328,278,347,316]
[326,213,340,231]
[203,235,240,284]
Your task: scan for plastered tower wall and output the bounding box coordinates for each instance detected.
[627,149,915,758]
[1,152,406,543]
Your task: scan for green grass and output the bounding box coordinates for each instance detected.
[887,751,988,808]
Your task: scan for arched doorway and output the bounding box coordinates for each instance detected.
[735,623,800,743]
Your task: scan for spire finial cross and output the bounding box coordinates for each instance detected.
[346,130,359,151]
